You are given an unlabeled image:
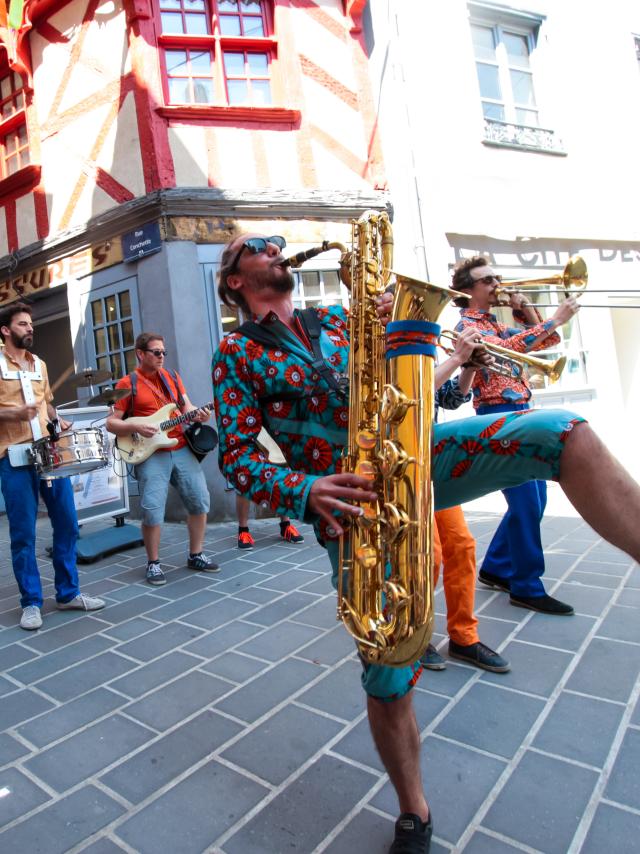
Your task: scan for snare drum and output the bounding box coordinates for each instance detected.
[30,428,108,478]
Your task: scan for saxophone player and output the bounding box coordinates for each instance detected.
[213,232,640,854]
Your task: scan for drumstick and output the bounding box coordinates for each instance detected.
[50,364,75,394]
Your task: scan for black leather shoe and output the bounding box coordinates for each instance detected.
[448,640,510,673]
[389,812,432,853]
[478,569,511,593]
[510,593,574,615]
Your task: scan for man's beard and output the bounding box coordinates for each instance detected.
[249,263,295,295]
[11,330,33,350]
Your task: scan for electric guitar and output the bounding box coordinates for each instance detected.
[116,402,215,464]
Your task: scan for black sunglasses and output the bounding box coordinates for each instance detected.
[144,349,167,357]
[228,235,287,275]
[474,274,502,285]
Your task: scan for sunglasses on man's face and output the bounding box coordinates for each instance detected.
[228,235,287,275]
[474,274,502,285]
[145,349,167,357]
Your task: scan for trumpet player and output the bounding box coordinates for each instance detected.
[451,255,580,615]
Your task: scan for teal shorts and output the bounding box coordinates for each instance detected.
[323,408,584,701]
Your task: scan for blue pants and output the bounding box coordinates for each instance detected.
[0,456,80,608]
[476,403,547,597]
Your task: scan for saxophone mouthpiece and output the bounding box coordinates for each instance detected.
[285,242,332,269]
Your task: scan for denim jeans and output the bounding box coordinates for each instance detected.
[0,456,80,608]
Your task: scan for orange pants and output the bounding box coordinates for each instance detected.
[433,505,479,646]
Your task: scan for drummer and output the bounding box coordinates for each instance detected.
[0,302,105,630]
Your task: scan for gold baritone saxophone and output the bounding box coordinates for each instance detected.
[287,212,466,667]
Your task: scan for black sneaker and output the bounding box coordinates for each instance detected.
[389,812,432,854]
[187,552,221,573]
[448,640,510,673]
[478,569,511,592]
[146,561,166,586]
[510,593,574,615]
[420,643,446,671]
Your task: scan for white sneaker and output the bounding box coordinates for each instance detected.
[56,594,105,612]
[20,605,43,630]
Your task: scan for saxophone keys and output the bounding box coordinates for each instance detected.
[383,502,411,544]
[381,384,415,424]
[380,439,411,479]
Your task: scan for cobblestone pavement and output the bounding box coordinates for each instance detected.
[0,512,639,853]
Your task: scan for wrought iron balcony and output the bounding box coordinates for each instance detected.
[483,118,566,155]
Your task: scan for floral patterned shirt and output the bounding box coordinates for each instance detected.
[212,305,350,538]
[454,308,561,409]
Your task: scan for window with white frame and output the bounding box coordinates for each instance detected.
[471,23,538,126]
[467,3,564,154]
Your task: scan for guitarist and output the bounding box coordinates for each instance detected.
[106,332,219,585]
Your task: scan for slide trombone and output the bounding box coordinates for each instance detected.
[495,256,640,309]
[439,330,567,384]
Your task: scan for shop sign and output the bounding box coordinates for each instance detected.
[122,222,162,262]
[0,240,123,306]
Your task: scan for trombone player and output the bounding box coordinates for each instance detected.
[451,255,580,615]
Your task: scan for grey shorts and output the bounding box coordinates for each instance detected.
[135,446,210,526]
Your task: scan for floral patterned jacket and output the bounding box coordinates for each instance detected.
[212,305,350,540]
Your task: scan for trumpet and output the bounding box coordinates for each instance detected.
[439,330,567,384]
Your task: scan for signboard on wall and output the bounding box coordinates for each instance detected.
[0,240,123,306]
[122,222,162,262]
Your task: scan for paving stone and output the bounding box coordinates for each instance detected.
[436,682,544,759]
[224,754,377,854]
[584,544,631,565]
[464,830,529,852]
[331,717,384,772]
[94,594,171,625]
[231,585,283,605]
[246,590,322,627]
[616,587,640,608]
[102,584,153,602]
[569,569,621,589]
[0,785,124,853]
[115,760,268,853]
[566,637,640,702]
[0,766,50,824]
[212,570,273,593]
[371,736,506,845]
[79,839,128,854]
[481,639,573,696]
[107,650,198,698]
[515,612,596,652]
[0,674,17,696]
[102,616,160,641]
[598,604,640,644]
[215,657,324,723]
[35,650,138,702]
[183,619,261,658]
[257,567,324,593]
[550,581,615,616]
[632,694,640,726]
[581,802,640,854]
[475,615,517,649]
[411,688,450,731]
[574,558,627,577]
[222,704,344,785]
[297,659,365,721]
[101,709,242,803]
[115,620,205,662]
[17,687,125,748]
[6,634,113,685]
[475,593,520,622]
[19,615,112,653]
[24,714,153,792]
[0,731,29,766]
[142,589,223,622]
[236,620,322,661]
[484,750,598,852]
[179,596,258,630]
[533,691,624,768]
[296,625,357,666]
[291,595,341,630]
[416,659,477,697]
[323,807,394,854]
[0,642,37,672]
[0,688,55,729]
[200,651,269,683]
[624,565,640,588]
[604,728,640,810]
[125,670,231,731]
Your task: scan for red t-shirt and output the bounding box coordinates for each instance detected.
[114,368,187,450]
